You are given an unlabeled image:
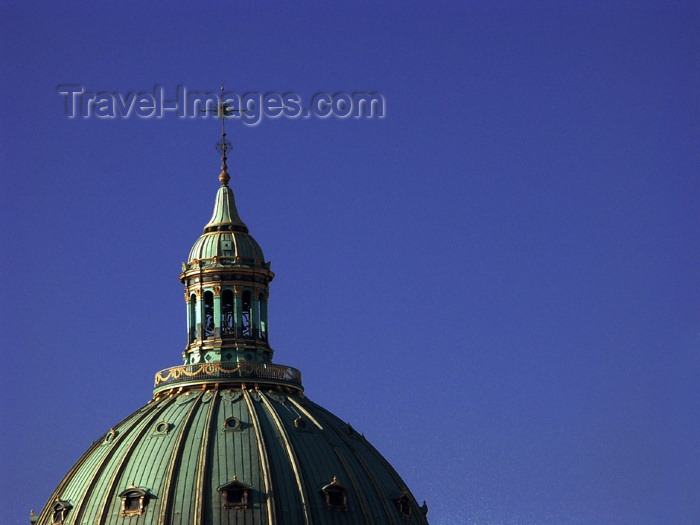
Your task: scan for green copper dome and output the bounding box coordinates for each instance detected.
[36,388,428,524]
[33,140,429,525]
[188,229,266,267]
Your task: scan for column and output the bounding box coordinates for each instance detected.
[195,289,203,340]
[213,286,222,338]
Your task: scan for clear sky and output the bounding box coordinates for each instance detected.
[1,1,698,524]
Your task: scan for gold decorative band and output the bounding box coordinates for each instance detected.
[153,362,303,393]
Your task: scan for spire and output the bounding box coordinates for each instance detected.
[201,84,239,188]
[201,85,247,234]
[204,127,247,234]
[219,135,231,186]
[202,182,248,234]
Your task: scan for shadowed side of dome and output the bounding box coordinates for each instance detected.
[34,388,428,525]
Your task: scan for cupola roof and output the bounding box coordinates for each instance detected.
[203,184,248,234]
[187,185,265,265]
[186,136,266,269]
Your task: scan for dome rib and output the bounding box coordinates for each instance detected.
[332,447,375,523]
[193,390,218,525]
[157,393,202,524]
[259,392,312,525]
[93,399,175,525]
[280,397,363,522]
[242,389,277,524]
[40,439,101,524]
[287,396,324,430]
[305,400,407,524]
[64,399,171,525]
[169,392,217,525]
[352,449,401,523]
[252,393,305,522]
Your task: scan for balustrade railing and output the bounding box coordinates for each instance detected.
[154,361,302,392]
[191,324,268,341]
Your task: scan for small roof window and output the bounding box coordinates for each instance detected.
[103,429,117,444]
[321,476,349,512]
[118,485,154,517]
[153,420,171,435]
[393,491,414,520]
[294,416,313,432]
[50,499,72,524]
[218,476,251,510]
[223,416,242,432]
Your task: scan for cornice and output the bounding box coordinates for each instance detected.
[180,262,275,284]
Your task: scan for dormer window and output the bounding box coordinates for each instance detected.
[218,476,251,509]
[321,476,348,512]
[50,500,72,524]
[393,491,414,520]
[118,485,152,517]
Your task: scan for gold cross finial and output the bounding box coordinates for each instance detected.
[201,84,243,186]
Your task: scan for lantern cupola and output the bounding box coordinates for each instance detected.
[179,134,274,367]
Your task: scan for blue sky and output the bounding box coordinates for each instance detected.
[1,1,698,524]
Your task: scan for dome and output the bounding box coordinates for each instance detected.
[188,230,265,267]
[33,136,429,524]
[37,385,428,524]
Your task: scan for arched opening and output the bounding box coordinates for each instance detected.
[189,293,196,343]
[221,289,234,335]
[258,292,266,340]
[242,290,251,337]
[203,291,214,339]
